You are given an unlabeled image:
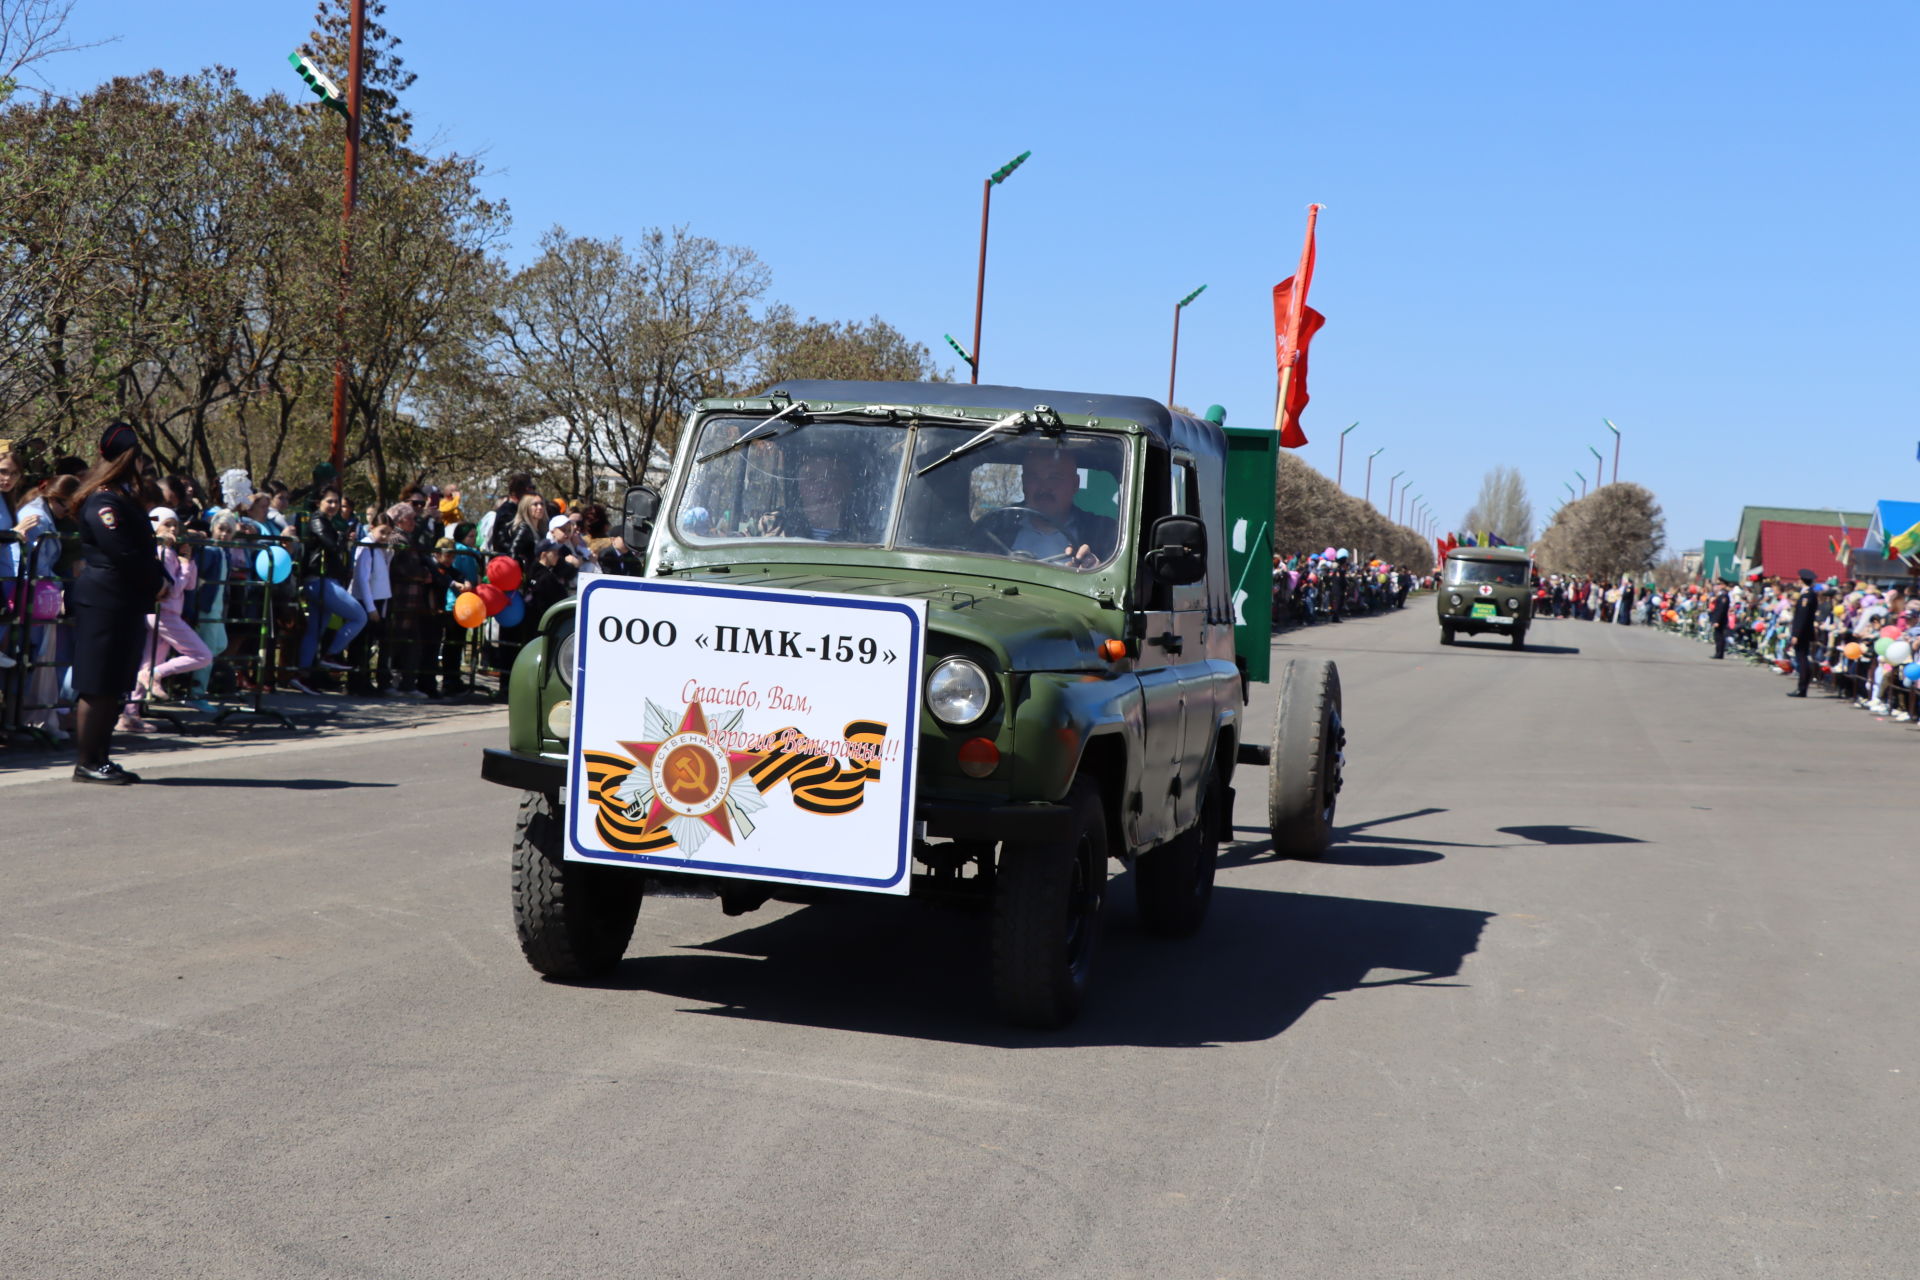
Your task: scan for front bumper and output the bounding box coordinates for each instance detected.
[480,748,1075,845]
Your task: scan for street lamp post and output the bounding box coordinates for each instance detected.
[288,0,365,479]
[1564,481,1576,502]
[969,149,1031,386]
[1335,422,1358,490]
[1576,470,1586,498]
[1603,418,1622,484]
[1167,284,1206,406]
[1587,444,1604,490]
[1364,447,1385,508]
[1387,470,1405,523]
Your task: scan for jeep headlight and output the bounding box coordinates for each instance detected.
[926,657,991,726]
[555,627,576,690]
[1506,598,1519,611]
[1449,593,1463,606]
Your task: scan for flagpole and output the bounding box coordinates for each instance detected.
[1274,203,1323,433]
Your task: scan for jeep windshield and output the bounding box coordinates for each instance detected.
[1445,558,1529,587]
[673,416,1127,572]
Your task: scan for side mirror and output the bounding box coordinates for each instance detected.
[621,484,660,551]
[1147,514,1206,586]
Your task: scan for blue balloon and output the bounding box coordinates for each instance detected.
[254,545,293,584]
[1905,662,1920,685]
[496,591,526,628]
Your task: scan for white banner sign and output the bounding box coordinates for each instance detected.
[567,578,925,894]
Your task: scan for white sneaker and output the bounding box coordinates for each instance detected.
[1867,701,1889,714]
[287,676,323,696]
[1892,711,1912,723]
[318,657,351,672]
[0,651,14,669]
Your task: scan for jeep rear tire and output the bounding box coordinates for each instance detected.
[992,778,1107,1028]
[1136,769,1223,939]
[512,790,643,979]
[1269,658,1345,861]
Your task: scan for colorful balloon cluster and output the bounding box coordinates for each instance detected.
[453,555,530,630]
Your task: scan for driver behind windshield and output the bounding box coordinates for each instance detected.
[976,445,1116,570]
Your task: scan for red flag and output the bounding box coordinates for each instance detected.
[1272,204,1325,448]
[1434,537,1446,564]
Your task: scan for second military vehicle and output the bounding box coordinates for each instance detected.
[1437,545,1534,648]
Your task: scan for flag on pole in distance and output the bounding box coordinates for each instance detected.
[1488,532,1507,547]
[1434,537,1446,564]
[1891,520,1920,557]
[1272,203,1325,449]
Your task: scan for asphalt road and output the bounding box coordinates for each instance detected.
[3,607,1913,1279]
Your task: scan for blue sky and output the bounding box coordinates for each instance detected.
[47,0,1920,551]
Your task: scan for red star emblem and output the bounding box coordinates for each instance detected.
[619,701,765,845]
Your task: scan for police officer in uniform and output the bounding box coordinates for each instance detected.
[69,423,166,783]
[1707,582,1731,659]
[1785,568,1820,698]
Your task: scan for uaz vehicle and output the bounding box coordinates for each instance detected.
[481,381,1348,1027]
[1437,546,1534,648]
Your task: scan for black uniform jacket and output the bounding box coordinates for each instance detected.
[72,487,165,610]
[303,514,353,584]
[1708,594,1731,627]
[1789,591,1820,643]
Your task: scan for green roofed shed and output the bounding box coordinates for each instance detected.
[1700,539,1737,581]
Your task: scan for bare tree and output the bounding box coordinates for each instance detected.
[1534,482,1666,581]
[1460,465,1534,545]
[0,0,108,98]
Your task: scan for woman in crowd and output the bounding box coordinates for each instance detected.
[349,508,396,695]
[68,424,166,783]
[0,447,32,672]
[383,501,435,698]
[292,487,367,695]
[14,474,82,739]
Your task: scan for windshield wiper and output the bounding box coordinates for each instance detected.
[914,405,1062,477]
[696,399,810,465]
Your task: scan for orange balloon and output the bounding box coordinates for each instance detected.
[1844,642,1863,660]
[453,591,486,629]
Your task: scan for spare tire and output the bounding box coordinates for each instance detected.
[1268,658,1345,860]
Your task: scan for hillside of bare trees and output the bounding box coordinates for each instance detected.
[1273,451,1431,569]
[1533,483,1666,581]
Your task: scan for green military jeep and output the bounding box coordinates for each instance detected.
[1437,546,1534,648]
[481,381,1347,1027]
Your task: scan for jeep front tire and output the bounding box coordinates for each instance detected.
[991,778,1108,1028]
[511,790,643,979]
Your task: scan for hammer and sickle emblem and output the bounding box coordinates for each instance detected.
[670,753,711,798]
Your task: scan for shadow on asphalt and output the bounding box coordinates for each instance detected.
[577,866,1493,1048]
[1498,824,1645,845]
[1445,638,1582,654]
[146,776,398,790]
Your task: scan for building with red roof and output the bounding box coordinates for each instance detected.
[1754,519,1861,581]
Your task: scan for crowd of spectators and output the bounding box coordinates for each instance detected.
[1638,577,1920,721]
[0,448,647,752]
[1272,550,1429,626]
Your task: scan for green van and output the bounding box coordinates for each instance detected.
[1437,546,1534,648]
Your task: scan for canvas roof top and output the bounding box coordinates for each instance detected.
[1734,506,1871,561]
